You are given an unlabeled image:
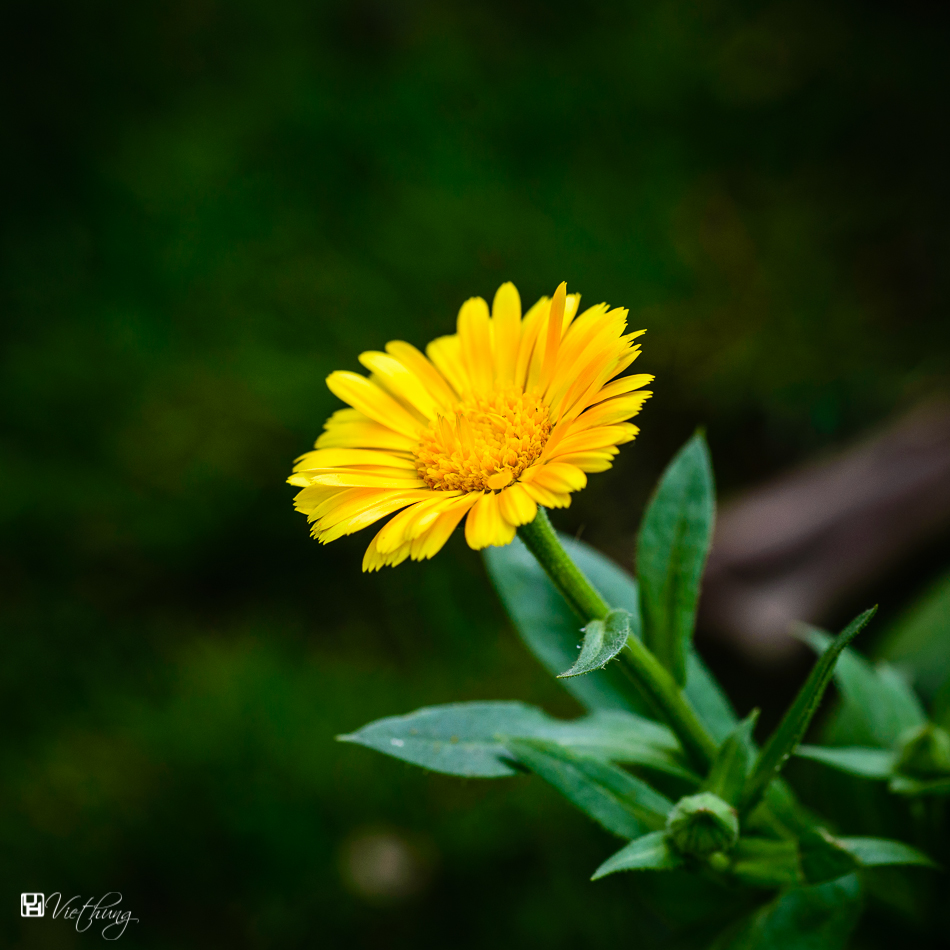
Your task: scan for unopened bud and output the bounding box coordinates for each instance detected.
[897,723,950,779]
[666,792,739,859]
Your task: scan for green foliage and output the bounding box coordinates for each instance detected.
[591,832,682,879]
[636,434,715,686]
[484,536,649,715]
[503,739,673,838]
[711,875,862,950]
[795,745,896,779]
[704,711,758,805]
[559,609,632,679]
[838,837,938,870]
[341,702,696,781]
[739,609,877,815]
[802,627,925,749]
[878,569,950,701]
[484,534,739,740]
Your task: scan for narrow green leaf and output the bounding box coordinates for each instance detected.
[739,608,877,816]
[888,774,950,797]
[636,433,715,686]
[794,744,896,779]
[591,831,682,879]
[504,738,673,837]
[484,535,649,715]
[838,836,938,869]
[798,828,859,884]
[712,875,862,950]
[729,837,802,887]
[703,710,758,805]
[339,702,694,780]
[559,608,631,678]
[802,626,925,748]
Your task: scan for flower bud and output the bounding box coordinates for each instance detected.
[897,723,950,779]
[666,792,740,859]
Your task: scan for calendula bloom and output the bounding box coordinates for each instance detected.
[289,282,652,570]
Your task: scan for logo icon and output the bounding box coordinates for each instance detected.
[21,893,44,917]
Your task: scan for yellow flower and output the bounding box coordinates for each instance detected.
[289,282,653,570]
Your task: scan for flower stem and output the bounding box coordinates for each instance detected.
[516,508,610,621]
[517,508,718,771]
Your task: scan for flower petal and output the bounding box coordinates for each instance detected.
[326,371,424,440]
[497,482,538,526]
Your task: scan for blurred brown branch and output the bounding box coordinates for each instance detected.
[702,401,950,663]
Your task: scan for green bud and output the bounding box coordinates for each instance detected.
[897,723,950,779]
[666,792,740,859]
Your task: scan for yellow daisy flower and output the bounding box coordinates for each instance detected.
[289,281,653,570]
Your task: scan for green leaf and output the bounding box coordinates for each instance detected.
[339,701,694,780]
[794,744,896,779]
[712,875,862,950]
[636,433,715,686]
[504,738,673,837]
[535,709,699,782]
[704,710,758,805]
[838,836,938,869]
[559,608,631,678]
[878,567,950,700]
[730,837,802,887]
[802,626,925,748]
[888,774,950,797]
[798,828,859,885]
[591,831,682,879]
[739,608,877,815]
[484,535,650,715]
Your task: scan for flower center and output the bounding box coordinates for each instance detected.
[414,387,552,492]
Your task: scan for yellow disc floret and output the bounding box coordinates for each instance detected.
[414,388,552,492]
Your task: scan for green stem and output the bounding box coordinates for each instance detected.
[517,508,610,621]
[517,508,718,771]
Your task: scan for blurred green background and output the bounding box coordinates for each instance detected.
[2,0,949,946]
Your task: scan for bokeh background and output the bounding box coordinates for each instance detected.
[3,0,950,946]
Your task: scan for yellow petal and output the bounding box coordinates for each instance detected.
[358,351,441,419]
[293,448,417,472]
[326,371,424,440]
[409,494,480,560]
[537,281,567,394]
[569,392,653,432]
[514,295,549,388]
[464,491,515,549]
[385,340,459,405]
[304,470,425,489]
[374,494,454,554]
[426,334,469,397]
[313,490,430,542]
[497,482,538,526]
[550,451,617,473]
[531,462,587,494]
[316,419,417,452]
[520,482,572,508]
[586,373,655,405]
[491,282,522,385]
[457,296,493,393]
